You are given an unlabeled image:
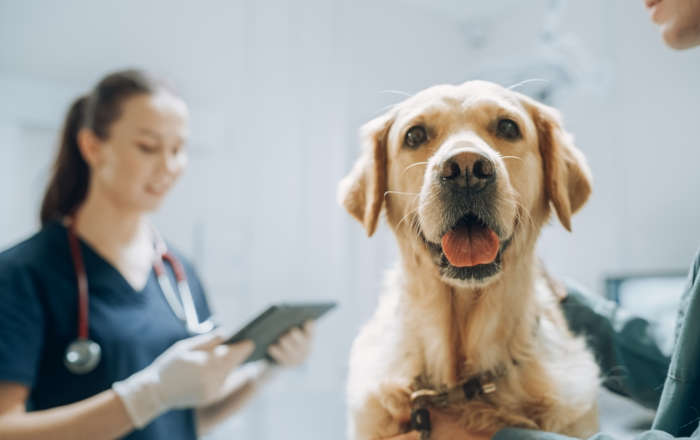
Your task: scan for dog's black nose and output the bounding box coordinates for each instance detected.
[439,151,495,192]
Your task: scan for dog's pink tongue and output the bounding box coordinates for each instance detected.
[441,224,500,267]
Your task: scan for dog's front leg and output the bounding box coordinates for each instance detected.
[349,380,414,440]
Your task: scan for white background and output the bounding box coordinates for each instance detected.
[1,1,699,438]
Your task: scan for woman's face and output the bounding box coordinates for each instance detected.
[645,0,700,49]
[85,91,190,213]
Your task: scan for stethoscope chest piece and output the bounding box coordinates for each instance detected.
[64,338,101,374]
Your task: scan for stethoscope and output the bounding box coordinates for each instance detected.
[63,219,215,374]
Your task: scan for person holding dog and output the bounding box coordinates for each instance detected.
[0,69,315,439]
[391,0,700,438]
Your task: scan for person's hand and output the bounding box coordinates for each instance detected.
[381,409,495,440]
[112,330,254,429]
[267,320,314,366]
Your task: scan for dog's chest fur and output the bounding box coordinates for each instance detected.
[346,257,600,439]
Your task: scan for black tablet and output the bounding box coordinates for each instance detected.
[224,301,337,363]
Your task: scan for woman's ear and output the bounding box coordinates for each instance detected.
[76,128,102,168]
[337,112,394,237]
[529,101,592,232]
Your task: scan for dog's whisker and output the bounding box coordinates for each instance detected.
[395,193,425,232]
[507,78,549,91]
[498,189,535,232]
[514,200,534,226]
[384,190,420,200]
[418,191,439,209]
[378,103,398,113]
[513,199,536,231]
[500,155,522,162]
[410,213,424,238]
[401,161,429,176]
[397,207,419,231]
[379,89,413,98]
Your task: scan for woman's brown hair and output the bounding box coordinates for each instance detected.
[40,69,171,225]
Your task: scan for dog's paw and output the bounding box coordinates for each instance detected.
[350,381,413,439]
[376,381,413,422]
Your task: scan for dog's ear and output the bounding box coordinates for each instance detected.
[530,101,592,231]
[337,111,394,237]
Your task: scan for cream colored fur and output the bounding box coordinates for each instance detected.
[339,81,600,440]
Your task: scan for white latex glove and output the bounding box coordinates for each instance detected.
[267,320,314,366]
[112,330,254,429]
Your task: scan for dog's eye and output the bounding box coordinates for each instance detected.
[496,118,521,141]
[404,125,428,149]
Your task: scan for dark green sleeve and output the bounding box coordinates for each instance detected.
[560,281,671,410]
[492,427,691,440]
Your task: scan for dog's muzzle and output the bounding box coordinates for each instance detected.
[418,149,512,282]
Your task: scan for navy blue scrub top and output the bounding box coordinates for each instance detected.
[0,220,212,440]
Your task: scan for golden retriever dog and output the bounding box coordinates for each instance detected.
[339,81,599,439]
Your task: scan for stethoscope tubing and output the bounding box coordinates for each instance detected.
[64,220,213,374]
[67,221,89,340]
[151,228,214,334]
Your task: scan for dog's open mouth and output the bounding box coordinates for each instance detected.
[421,213,512,281]
[441,214,500,267]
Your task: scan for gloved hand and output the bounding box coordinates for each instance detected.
[112,330,254,429]
[267,320,314,366]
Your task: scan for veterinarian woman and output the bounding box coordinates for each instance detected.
[390,1,700,439]
[0,69,314,439]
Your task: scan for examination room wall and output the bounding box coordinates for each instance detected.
[1,1,700,438]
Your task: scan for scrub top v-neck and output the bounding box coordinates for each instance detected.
[0,220,212,440]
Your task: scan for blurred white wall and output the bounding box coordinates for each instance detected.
[1,0,699,438]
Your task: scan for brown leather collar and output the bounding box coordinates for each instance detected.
[408,366,507,437]
[410,365,506,410]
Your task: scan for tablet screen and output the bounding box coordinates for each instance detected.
[225,301,336,363]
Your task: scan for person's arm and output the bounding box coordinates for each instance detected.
[0,382,134,440]
[0,332,254,439]
[560,281,671,409]
[492,427,692,440]
[0,258,133,439]
[489,272,700,440]
[387,418,694,440]
[390,415,694,440]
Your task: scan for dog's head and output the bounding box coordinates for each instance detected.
[338,81,591,288]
